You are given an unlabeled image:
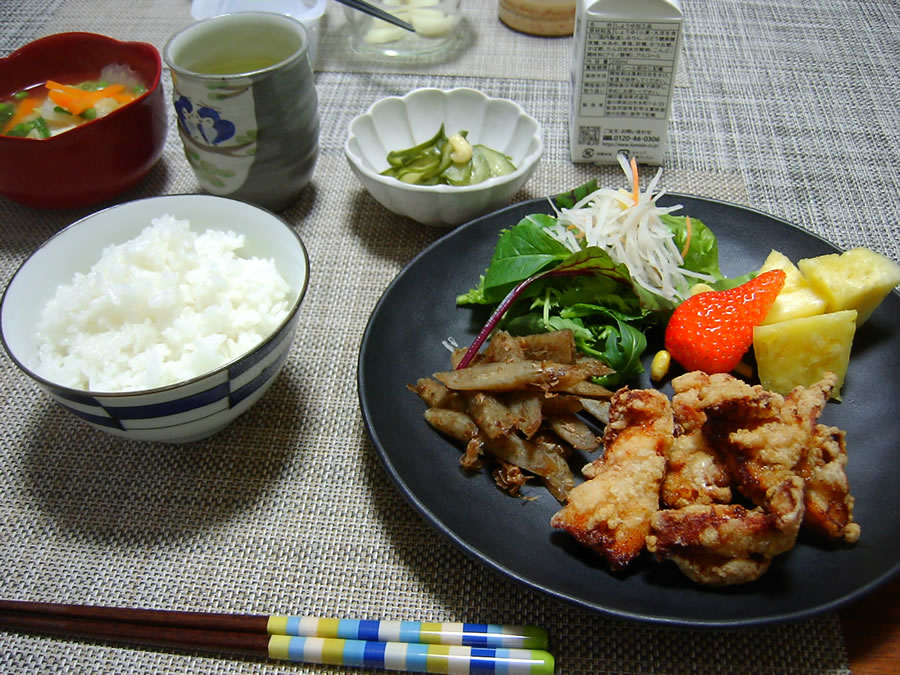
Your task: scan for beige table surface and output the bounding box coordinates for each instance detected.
[1,1,898,673]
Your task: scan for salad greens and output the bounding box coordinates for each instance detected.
[455,179,752,386]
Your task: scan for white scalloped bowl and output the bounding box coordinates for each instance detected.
[344,88,543,227]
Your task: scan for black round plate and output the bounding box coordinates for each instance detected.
[357,194,900,627]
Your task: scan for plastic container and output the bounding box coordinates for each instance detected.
[569,0,682,164]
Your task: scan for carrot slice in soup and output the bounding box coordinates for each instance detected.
[47,81,128,116]
[2,96,39,134]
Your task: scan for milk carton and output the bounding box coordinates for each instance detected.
[569,0,682,164]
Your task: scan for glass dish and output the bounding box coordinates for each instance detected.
[344,0,462,58]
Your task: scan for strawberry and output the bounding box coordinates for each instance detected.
[664,269,787,373]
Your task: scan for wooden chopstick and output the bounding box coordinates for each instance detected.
[0,599,268,633]
[0,601,555,673]
[0,609,268,656]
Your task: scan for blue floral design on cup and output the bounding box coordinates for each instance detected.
[174,95,236,145]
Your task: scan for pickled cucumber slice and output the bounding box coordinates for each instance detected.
[380,125,517,186]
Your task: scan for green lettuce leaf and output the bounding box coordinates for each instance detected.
[463,214,572,304]
[553,179,599,210]
[662,213,753,289]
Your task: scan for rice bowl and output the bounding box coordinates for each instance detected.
[0,195,310,443]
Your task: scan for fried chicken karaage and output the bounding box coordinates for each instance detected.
[660,371,733,509]
[555,371,858,585]
[644,371,858,584]
[550,388,672,571]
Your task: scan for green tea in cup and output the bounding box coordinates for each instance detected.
[185,55,284,75]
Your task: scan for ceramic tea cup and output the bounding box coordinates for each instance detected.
[164,12,319,211]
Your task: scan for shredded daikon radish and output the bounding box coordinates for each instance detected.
[546,159,715,303]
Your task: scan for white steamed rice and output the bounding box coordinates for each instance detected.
[34,214,291,392]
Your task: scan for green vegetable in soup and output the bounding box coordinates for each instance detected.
[380,124,517,186]
[5,117,50,138]
[78,80,109,91]
[0,102,14,126]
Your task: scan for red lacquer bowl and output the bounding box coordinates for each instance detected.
[0,32,167,209]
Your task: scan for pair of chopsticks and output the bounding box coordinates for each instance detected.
[333,0,415,32]
[0,600,554,673]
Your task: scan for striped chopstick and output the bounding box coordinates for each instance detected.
[0,601,554,673]
[269,616,548,649]
[269,636,553,673]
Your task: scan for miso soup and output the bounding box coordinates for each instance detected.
[0,64,148,139]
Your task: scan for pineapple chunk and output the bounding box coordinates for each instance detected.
[797,247,900,326]
[759,250,827,324]
[753,309,857,400]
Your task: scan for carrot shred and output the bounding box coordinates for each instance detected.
[46,80,85,95]
[47,90,86,115]
[630,156,640,204]
[2,96,39,134]
[46,81,128,116]
[98,84,125,96]
[680,215,693,260]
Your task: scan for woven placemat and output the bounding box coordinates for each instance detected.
[3,0,898,672]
